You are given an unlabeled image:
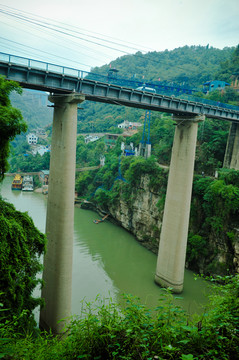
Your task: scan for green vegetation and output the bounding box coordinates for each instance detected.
[1,276,238,359]
[0,76,27,178]
[187,169,239,274]
[10,151,50,173]
[215,44,239,83]
[0,197,46,334]
[0,78,46,338]
[93,45,233,86]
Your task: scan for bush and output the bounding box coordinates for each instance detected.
[0,197,46,334]
[3,276,239,359]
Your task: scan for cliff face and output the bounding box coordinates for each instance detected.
[105,174,239,276]
[108,175,162,254]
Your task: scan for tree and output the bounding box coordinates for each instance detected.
[0,77,46,333]
[0,76,27,179]
[0,198,46,333]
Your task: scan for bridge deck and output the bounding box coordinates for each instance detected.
[0,52,239,122]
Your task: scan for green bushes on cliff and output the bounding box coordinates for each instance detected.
[188,170,239,274]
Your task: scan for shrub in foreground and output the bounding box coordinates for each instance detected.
[1,275,239,359]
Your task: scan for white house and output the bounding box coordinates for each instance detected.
[27,133,38,145]
[84,135,99,144]
[32,145,51,156]
[118,120,142,130]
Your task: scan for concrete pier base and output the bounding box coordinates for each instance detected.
[40,93,84,333]
[155,114,204,293]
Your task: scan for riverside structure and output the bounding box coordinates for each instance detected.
[1,52,239,332]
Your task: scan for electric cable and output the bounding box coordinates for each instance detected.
[0,3,153,53]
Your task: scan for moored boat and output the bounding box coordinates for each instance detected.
[22,175,34,191]
[11,174,23,190]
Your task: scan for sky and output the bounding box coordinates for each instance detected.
[0,0,238,72]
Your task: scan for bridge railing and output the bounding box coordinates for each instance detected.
[0,51,239,112]
[0,52,86,78]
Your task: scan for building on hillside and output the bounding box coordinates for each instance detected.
[32,145,51,156]
[118,120,142,130]
[27,133,38,144]
[104,133,119,148]
[104,133,131,148]
[39,170,49,185]
[84,134,100,144]
[35,128,48,138]
[203,80,230,93]
[39,169,49,194]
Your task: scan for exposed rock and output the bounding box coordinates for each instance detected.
[108,175,162,254]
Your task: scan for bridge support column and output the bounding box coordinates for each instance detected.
[227,122,239,170]
[155,114,204,293]
[223,122,237,168]
[40,93,84,333]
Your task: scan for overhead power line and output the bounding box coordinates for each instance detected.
[0,3,154,52]
[0,4,166,68]
[0,19,114,66]
[0,6,151,55]
[0,37,91,68]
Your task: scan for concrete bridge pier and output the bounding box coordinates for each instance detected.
[40,93,85,333]
[155,114,204,293]
[224,122,239,170]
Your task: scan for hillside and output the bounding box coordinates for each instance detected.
[78,45,235,133]
[10,89,53,131]
[92,45,234,86]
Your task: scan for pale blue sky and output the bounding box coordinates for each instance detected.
[0,0,238,71]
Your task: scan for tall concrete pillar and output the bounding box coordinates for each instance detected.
[155,114,204,293]
[223,122,237,168]
[40,93,84,333]
[229,123,239,170]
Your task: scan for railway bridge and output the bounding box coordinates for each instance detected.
[1,52,239,333]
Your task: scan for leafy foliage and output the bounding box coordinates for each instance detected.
[188,170,239,274]
[0,76,27,179]
[2,276,239,359]
[215,44,239,83]
[10,152,50,173]
[0,197,46,334]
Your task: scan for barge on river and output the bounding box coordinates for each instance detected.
[11,174,23,190]
[22,175,34,191]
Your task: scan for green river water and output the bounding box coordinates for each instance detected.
[1,177,209,319]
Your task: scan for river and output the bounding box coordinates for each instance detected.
[1,177,209,318]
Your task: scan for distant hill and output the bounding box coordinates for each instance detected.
[92,45,234,87]
[10,89,53,131]
[78,45,234,133]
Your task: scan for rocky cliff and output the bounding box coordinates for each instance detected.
[108,175,162,254]
[93,173,239,276]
